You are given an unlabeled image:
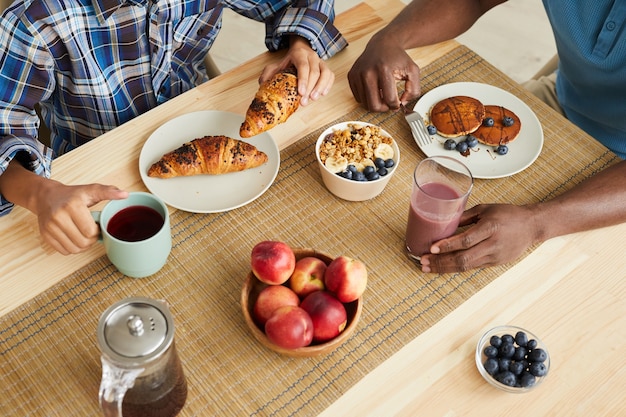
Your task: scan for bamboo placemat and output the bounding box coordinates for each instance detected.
[0,46,619,416]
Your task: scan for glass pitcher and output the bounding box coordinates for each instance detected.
[97,297,187,417]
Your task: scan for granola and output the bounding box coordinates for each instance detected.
[319,123,394,172]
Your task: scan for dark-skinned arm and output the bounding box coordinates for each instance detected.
[348,0,507,111]
[420,160,626,272]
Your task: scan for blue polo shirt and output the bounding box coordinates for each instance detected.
[543,0,626,159]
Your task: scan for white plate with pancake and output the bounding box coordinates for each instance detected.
[139,111,280,213]
[413,82,543,179]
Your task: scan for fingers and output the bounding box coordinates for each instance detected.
[418,204,537,273]
[86,184,129,206]
[263,37,336,106]
[40,207,99,255]
[258,62,281,85]
[348,57,421,112]
[419,245,497,273]
[348,67,399,112]
[399,71,422,104]
[38,183,129,255]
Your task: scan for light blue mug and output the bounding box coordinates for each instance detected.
[92,192,171,278]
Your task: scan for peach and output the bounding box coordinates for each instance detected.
[251,241,296,285]
[324,256,367,303]
[289,256,327,298]
[300,291,347,343]
[253,285,300,327]
[264,306,314,349]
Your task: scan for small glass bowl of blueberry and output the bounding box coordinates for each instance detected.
[475,325,550,393]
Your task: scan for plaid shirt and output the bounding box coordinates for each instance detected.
[0,0,347,214]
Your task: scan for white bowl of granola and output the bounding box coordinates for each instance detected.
[316,121,400,201]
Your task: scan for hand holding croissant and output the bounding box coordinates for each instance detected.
[240,67,301,138]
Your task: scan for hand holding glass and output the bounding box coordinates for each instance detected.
[405,156,473,261]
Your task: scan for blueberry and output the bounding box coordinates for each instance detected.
[503,116,515,127]
[527,348,547,363]
[427,124,438,135]
[484,345,498,358]
[366,171,380,181]
[353,171,366,182]
[520,372,537,388]
[347,164,357,174]
[496,145,508,155]
[455,141,469,153]
[501,334,514,345]
[489,335,502,348]
[374,157,385,169]
[363,166,376,176]
[483,358,499,375]
[498,358,511,372]
[384,159,395,168]
[377,167,388,176]
[499,343,516,359]
[513,346,527,361]
[338,170,352,180]
[529,362,548,377]
[527,339,538,350]
[509,361,525,376]
[466,135,478,148]
[444,139,457,151]
[496,371,517,387]
[483,117,495,127]
[515,331,529,347]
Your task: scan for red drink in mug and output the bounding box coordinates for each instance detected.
[405,157,473,260]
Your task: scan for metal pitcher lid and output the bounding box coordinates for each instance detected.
[97,297,174,363]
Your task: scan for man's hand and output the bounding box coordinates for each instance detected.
[348,35,421,112]
[259,36,335,106]
[419,204,540,273]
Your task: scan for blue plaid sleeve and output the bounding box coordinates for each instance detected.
[0,7,54,216]
[225,0,347,59]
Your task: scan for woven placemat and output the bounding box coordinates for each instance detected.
[0,45,619,416]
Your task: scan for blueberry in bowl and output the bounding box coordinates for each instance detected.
[475,325,550,393]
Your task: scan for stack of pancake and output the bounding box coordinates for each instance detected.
[429,95,521,146]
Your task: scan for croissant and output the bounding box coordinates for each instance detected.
[239,67,301,138]
[147,135,268,179]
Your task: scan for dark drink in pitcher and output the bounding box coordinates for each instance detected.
[121,345,188,417]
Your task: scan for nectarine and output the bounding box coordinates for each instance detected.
[289,256,327,298]
[265,306,314,349]
[300,291,347,343]
[324,256,367,303]
[251,241,296,285]
[253,285,300,326]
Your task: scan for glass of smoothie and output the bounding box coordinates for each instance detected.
[405,156,473,261]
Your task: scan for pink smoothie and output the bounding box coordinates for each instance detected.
[405,181,465,258]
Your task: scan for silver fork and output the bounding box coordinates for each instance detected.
[401,104,432,148]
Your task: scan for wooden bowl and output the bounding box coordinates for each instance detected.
[241,248,363,357]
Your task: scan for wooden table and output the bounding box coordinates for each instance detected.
[1,0,625,415]
[0,0,457,317]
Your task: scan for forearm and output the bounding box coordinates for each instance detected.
[373,0,507,50]
[529,160,626,242]
[0,160,49,215]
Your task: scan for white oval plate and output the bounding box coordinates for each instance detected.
[414,82,544,179]
[139,111,280,213]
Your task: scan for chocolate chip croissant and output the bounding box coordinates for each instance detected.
[147,135,268,179]
[239,67,301,138]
